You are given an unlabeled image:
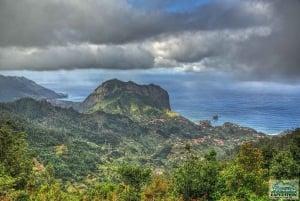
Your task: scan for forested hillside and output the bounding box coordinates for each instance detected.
[0,122,299,200]
[0,79,298,200]
[0,96,265,183]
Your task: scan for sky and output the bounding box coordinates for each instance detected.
[0,0,300,82]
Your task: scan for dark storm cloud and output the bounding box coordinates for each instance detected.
[0,0,299,81]
[229,0,300,80]
[153,0,300,81]
[0,0,268,47]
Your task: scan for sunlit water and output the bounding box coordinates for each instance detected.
[2,69,300,134]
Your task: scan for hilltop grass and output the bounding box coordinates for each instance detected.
[165,110,180,118]
[85,94,167,121]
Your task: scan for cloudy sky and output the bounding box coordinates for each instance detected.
[0,0,299,82]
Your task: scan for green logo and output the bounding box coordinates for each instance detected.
[269,180,299,200]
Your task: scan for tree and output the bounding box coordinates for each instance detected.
[260,143,278,170]
[83,182,119,201]
[143,175,169,201]
[0,164,16,196]
[0,122,32,189]
[289,128,300,163]
[118,163,151,201]
[220,142,268,200]
[33,180,75,201]
[255,128,300,180]
[171,150,219,201]
[270,151,299,179]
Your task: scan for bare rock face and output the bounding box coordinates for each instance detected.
[78,79,171,119]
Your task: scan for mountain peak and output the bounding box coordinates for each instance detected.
[0,74,67,102]
[79,79,171,120]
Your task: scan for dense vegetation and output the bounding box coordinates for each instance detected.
[0,98,265,184]
[0,80,298,200]
[0,121,299,200]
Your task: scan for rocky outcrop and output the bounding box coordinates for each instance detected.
[0,74,67,102]
[78,79,171,119]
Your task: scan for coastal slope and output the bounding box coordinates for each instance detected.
[0,74,67,102]
[0,78,267,181]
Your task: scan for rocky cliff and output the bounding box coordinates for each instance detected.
[78,79,171,121]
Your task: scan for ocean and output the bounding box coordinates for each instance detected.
[3,69,300,134]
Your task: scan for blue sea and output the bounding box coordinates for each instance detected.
[3,69,300,134]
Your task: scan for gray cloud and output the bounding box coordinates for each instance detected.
[229,0,300,80]
[0,0,299,81]
[148,0,300,81]
[0,44,154,70]
[147,26,272,68]
[0,0,269,47]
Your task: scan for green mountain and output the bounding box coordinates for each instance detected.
[77,79,171,121]
[0,79,267,183]
[0,74,67,102]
